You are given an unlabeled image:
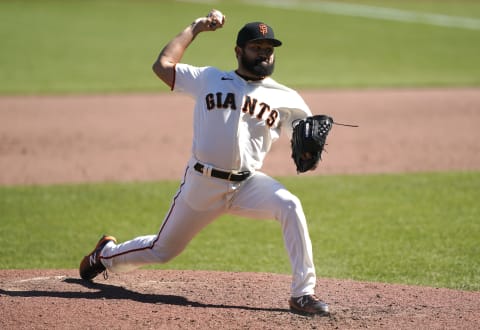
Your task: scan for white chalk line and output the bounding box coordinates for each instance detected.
[14,275,67,283]
[181,0,480,30]
[0,276,67,292]
[257,0,480,30]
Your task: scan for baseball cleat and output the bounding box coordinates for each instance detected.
[79,235,117,281]
[288,294,330,315]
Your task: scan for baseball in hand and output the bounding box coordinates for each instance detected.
[207,9,225,27]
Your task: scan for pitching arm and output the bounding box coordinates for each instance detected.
[152,9,225,89]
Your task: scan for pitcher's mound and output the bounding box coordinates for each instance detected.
[1,269,478,329]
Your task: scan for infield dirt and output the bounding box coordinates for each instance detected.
[1,88,479,329]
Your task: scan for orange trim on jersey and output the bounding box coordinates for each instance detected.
[171,63,177,91]
[100,165,190,260]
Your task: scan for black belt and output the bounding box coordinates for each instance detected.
[194,163,251,182]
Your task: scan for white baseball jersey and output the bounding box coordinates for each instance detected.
[101,63,318,298]
[174,64,312,172]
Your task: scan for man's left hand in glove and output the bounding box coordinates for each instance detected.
[291,115,333,173]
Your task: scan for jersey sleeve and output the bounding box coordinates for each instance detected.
[277,91,313,137]
[173,63,218,97]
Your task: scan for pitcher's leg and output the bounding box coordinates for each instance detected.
[101,189,222,273]
[275,189,316,297]
[229,173,317,297]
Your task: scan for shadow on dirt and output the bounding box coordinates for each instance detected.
[0,277,290,313]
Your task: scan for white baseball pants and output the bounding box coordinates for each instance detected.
[101,158,317,297]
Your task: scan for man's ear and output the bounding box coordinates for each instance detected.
[234,46,242,58]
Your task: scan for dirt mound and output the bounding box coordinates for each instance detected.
[1,270,479,329]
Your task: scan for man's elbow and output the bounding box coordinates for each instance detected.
[152,60,163,78]
[152,59,174,88]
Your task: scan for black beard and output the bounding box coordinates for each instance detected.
[240,54,275,78]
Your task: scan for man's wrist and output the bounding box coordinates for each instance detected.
[190,18,203,35]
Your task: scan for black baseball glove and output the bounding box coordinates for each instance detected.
[291,115,333,173]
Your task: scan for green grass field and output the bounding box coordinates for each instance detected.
[0,0,479,94]
[1,173,479,291]
[0,0,479,292]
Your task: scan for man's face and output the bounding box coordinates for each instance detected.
[238,40,275,78]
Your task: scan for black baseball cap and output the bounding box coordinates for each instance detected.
[236,22,282,47]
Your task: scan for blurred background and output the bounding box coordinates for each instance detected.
[1,0,479,95]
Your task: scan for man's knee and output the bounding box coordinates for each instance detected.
[275,191,304,220]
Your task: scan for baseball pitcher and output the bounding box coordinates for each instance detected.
[80,9,332,315]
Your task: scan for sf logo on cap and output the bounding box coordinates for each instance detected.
[259,23,268,36]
